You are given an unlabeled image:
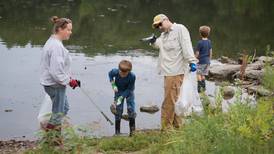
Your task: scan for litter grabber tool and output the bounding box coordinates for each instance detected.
[79,87,114,126]
[140,33,157,44]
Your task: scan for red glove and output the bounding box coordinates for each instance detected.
[69,79,81,89]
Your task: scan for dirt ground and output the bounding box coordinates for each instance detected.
[0,140,36,154]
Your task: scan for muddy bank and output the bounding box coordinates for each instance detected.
[0,140,36,154]
[0,129,161,153]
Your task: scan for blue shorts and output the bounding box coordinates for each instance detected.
[197,64,210,76]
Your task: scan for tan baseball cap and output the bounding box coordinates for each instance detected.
[152,14,168,28]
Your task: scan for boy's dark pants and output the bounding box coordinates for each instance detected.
[114,92,136,135]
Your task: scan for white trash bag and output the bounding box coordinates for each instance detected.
[37,94,52,129]
[175,72,203,117]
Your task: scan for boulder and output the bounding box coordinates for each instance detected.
[256,56,274,64]
[121,114,129,121]
[233,69,264,81]
[222,86,235,100]
[247,86,272,96]
[245,69,264,81]
[110,104,136,121]
[140,105,160,114]
[209,64,241,80]
[246,61,264,70]
[219,56,238,64]
[110,103,117,115]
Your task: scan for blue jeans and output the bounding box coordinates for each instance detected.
[114,92,136,121]
[44,85,69,125]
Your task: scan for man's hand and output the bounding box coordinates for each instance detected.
[69,79,81,89]
[189,63,197,72]
[116,96,123,106]
[111,81,118,92]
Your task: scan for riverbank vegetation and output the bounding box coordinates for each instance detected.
[26,55,273,154]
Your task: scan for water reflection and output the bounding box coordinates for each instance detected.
[0,0,273,56]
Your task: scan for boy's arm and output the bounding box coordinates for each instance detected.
[209,49,213,60]
[195,41,201,59]
[108,69,119,92]
[108,69,114,82]
[209,41,212,60]
[121,74,136,98]
[195,51,199,59]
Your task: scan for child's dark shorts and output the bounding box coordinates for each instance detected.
[197,64,210,76]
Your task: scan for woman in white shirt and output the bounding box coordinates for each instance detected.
[40,16,80,140]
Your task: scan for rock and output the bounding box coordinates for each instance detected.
[246,61,264,70]
[232,60,264,81]
[209,64,241,80]
[121,114,129,121]
[110,103,117,115]
[233,69,264,81]
[4,109,13,112]
[211,57,269,81]
[215,81,231,87]
[110,104,135,121]
[247,86,272,96]
[245,69,264,81]
[256,56,274,64]
[0,140,36,153]
[235,80,253,85]
[140,105,160,114]
[222,86,235,100]
[219,56,238,64]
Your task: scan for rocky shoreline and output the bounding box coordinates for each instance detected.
[0,140,36,154]
[208,56,274,97]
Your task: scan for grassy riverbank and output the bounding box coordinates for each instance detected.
[23,95,273,154]
[24,56,274,154]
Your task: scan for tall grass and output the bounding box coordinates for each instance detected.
[26,95,273,154]
[147,97,273,154]
[262,45,274,91]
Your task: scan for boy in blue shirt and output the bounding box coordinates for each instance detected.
[195,26,212,92]
[108,60,136,136]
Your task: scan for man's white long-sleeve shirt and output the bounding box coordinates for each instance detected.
[40,35,72,86]
[153,23,198,76]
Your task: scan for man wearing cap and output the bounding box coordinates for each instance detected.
[149,14,198,130]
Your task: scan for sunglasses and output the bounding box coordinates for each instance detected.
[155,22,162,29]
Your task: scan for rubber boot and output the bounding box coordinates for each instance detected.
[115,120,121,135]
[129,118,135,137]
[202,80,206,91]
[198,81,203,93]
